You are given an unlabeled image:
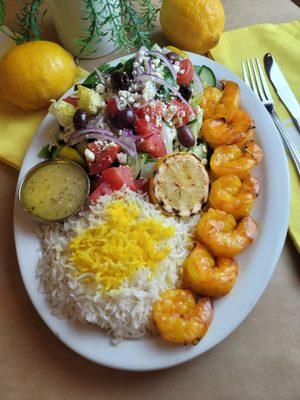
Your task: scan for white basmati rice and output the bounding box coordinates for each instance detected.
[37,189,198,341]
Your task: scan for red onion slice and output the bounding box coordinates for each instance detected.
[193,71,204,96]
[136,73,194,112]
[145,58,152,74]
[68,129,137,158]
[148,50,177,82]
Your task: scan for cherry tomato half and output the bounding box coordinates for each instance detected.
[87,142,121,175]
[177,59,194,86]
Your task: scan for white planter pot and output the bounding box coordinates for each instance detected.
[48,0,119,58]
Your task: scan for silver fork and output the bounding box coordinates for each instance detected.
[241,58,300,175]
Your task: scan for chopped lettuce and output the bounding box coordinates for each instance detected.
[77,85,104,115]
[190,142,208,164]
[161,122,177,153]
[188,110,203,139]
[38,144,59,160]
[49,99,76,127]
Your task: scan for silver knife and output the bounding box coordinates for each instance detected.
[264,53,300,133]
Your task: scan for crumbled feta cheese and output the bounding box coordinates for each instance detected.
[141,81,157,102]
[145,115,150,122]
[173,63,181,73]
[152,58,160,67]
[116,152,127,164]
[103,141,117,150]
[133,92,141,100]
[194,105,201,115]
[162,104,178,122]
[118,90,130,99]
[84,148,95,162]
[96,83,105,94]
[116,96,127,109]
[133,61,139,68]
[128,96,135,104]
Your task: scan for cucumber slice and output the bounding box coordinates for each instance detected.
[194,66,202,75]
[188,110,203,139]
[127,153,148,178]
[199,66,216,88]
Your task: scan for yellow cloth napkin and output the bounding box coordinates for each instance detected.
[0,33,89,169]
[210,20,300,252]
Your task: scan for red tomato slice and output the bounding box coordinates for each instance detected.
[177,59,194,86]
[135,101,163,137]
[135,118,161,137]
[89,181,114,203]
[87,142,121,175]
[167,99,195,127]
[136,134,167,158]
[136,177,149,194]
[102,166,137,191]
[64,96,78,107]
[107,98,118,119]
[136,101,162,120]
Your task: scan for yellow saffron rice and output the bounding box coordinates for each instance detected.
[69,200,174,291]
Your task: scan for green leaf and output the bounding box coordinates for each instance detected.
[82,61,124,89]
[38,144,58,160]
[123,57,135,75]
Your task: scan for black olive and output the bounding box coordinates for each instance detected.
[179,85,192,101]
[177,125,195,148]
[73,109,89,130]
[110,106,135,129]
[166,52,181,63]
[111,71,130,90]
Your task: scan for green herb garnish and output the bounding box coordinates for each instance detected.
[39,144,59,160]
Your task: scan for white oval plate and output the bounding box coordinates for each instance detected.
[14,52,290,371]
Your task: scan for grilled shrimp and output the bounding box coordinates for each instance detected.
[200,87,223,119]
[210,141,263,179]
[153,289,213,344]
[213,80,240,121]
[196,208,257,257]
[209,174,260,219]
[200,80,240,121]
[183,243,239,298]
[201,109,254,148]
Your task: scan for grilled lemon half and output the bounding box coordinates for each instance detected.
[149,153,210,217]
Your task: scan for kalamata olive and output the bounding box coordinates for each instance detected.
[166,52,181,63]
[73,109,88,130]
[177,125,195,148]
[110,106,135,129]
[111,71,130,90]
[179,84,192,101]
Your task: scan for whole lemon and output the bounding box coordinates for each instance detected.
[0,41,76,110]
[160,0,225,54]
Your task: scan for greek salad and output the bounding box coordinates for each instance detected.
[40,44,216,202]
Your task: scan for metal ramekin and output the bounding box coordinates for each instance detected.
[18,159,90,223]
